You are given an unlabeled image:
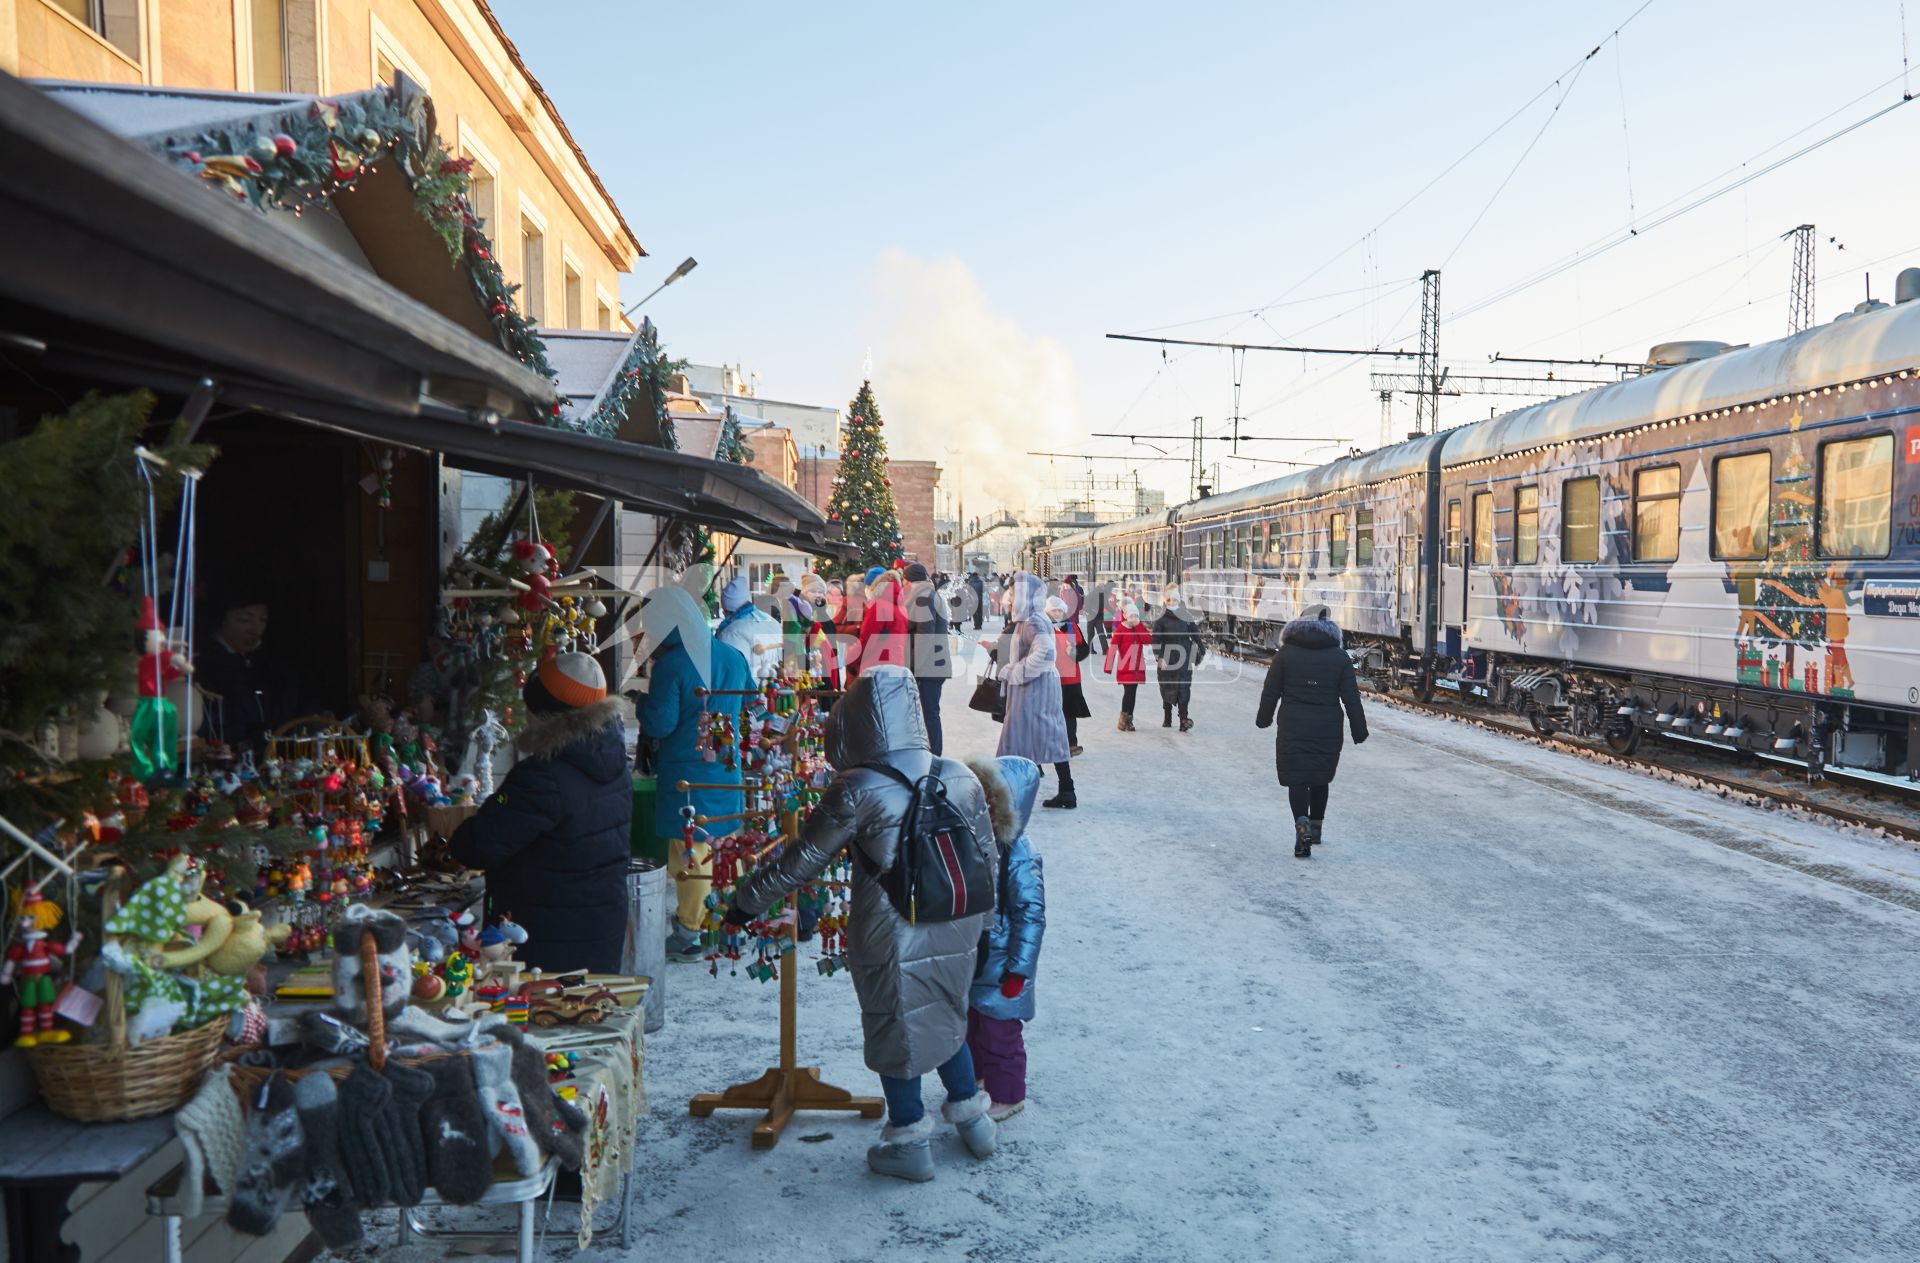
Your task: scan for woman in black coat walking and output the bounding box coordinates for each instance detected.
[1254,607,1369,858]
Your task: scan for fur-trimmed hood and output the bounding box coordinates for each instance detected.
[514,697,625,769]
[1281,614,1342,649]
[967,755,1040,844]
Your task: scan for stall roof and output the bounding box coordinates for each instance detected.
[0,69,555,420]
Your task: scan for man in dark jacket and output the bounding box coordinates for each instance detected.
[965,571,986,631]
[1255,607,1369,858]
[450,652,631,972]
[903,562,953,755]
[1150,594,1207,732]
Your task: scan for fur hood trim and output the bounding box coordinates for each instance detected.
[968,758,1017,842]
[1281,615,1342,648]
[516,698,623,760]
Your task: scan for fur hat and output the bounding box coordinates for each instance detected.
[526,652,607,714]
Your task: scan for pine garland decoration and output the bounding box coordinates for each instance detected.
[824,380,905,574]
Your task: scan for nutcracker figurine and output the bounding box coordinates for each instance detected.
[3,883,83,1046]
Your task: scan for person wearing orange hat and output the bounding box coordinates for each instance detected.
[450,652,631,973]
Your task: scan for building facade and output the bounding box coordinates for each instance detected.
[3,0,642,330]
[795,455,941,569]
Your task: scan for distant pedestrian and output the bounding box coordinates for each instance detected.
[1150,591,1206,732]
[1045,595,1090,756]
[966,755,1047,1123]
[1103,601,1151,731]
[725,667,998,1182]
[1061,574,1085,625]
[966,571,986,631]
[1254,605,1369,858]
[992,572,1074,809]
[903,562,953,755]
[850,567,910,679]
[1087,579,1114,653]
[716,576,783,682]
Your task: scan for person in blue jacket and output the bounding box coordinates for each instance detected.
[964,755,1047,1121]
[636,585,754,962]
[450,653,630,973]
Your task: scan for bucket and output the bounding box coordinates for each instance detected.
[621,859,669,1033]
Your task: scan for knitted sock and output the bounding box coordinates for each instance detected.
[376,1060,436,1207]
[420,1058,492,1204]
[292,1072,363,1249]
[471,1042,542,1176]
[335,1060,395,1209]
[508,1038,584,1171]
[174,1064,244,1219]
[227,1074,305,1236]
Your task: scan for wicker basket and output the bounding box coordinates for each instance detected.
[26,1015,227,1122]
[24,876,229,1122]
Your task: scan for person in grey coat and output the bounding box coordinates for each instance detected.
[991,571,1074,808]
[727,665,999,1182]
[1255,606,1369,858]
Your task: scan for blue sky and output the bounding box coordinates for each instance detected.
[493,1,1920,512]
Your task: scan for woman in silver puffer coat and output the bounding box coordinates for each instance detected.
[729,665,1000,1182]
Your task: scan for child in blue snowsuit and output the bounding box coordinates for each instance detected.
[965,755,1047,1119]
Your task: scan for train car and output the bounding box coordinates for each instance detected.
[1177,434,1447,683]
[1046,528,1097,585]
[1089,509,1178,613]
[1435,296,1920,776]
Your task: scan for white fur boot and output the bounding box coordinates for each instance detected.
[866,1114,935,1182]
[941,1091,997,1160]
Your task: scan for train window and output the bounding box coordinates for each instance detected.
[1562,477,1601,563]
[1472,493,1494,565]
[1445,500,1463,565]
[1633,466,1681,562]
[1330,513,1349,568]
[1514,486,1539,564]
[1712,452,1770,559]
[1818,433,1892,558]
[1355,509,1374,566]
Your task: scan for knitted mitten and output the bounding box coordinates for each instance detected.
[471,1042,542,1176]
[508,1038,585,1171]
[174,1064,244,1218]
[420,1058,492,1204]
[335,1060,395,1209]
[375,1060,436,1207]
[227,1074,306,1236]
[291,1072,362,1248]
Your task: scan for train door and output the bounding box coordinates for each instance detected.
[1438,498,1465,655]
[1399,508,1421,646]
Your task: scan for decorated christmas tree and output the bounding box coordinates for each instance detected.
[1752,432,1824,690]
[825,380,905,573]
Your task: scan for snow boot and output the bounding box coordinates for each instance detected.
[1179,715,1194,732]
[1162,707,1173,728]
[1041,791,1077,810]
[987,1099,1025,1122]
[1294,817,1312,859]
[1307,819,1324,848]
[942,1092,996,1159]
[664,927,707,964]
[867,1115,935,1182]
[1118,712,1135,732]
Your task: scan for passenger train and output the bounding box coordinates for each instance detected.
[1039,281,1920,779]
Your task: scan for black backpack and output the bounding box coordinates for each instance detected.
[859,761,994,925]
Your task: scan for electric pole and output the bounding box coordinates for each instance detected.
[1415,269,1442,435]
[1786,223,1816,333]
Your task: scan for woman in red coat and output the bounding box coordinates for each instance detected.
[851,568,912,679]
[1103,602,1152,731]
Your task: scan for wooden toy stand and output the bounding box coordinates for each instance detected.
[679,687,882,1149]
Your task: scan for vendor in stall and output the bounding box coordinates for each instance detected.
[194,586,304,751]
[449,653,631,974]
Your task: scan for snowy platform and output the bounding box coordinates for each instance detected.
[331,648,1920,1262]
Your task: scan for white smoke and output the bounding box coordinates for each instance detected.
[867,250,1078,513]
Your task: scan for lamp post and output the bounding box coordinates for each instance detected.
[621,256,698,319]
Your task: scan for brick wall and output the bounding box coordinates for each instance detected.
[797,456,941,568]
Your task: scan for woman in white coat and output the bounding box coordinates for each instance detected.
[994,572,1074,808]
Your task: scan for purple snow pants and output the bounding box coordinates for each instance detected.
[966,1010,1026,1103]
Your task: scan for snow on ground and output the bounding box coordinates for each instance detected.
[335,646,1920,1262]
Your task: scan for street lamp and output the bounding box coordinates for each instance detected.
[621,256,698,319]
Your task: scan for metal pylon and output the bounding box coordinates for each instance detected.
[1785,224,1815,333]
[1414,269,1441,435]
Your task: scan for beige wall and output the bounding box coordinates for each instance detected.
[797,456,942,568]
[2,0,640,329]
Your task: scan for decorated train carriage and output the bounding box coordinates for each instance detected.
[1179,435,1446,666]
[1090,510,1177,612]
[1437,301,1920,776]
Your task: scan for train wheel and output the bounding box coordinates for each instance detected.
[1604,725,1641,756]
[1528,711,1557,737]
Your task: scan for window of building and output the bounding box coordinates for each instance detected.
[1514,486,1539,564]
[1633,465,1681,562]
[597,299,614,331]
[519,215,546,325]
[1355,508,1374,566]
[458,127,499,234]
[50,0,141,59]
[1712,452,1771,559]
[1472,492,1494,565]
[1445,499,1463,565]
[1561,476,1601,563]
[1330,512,1349,568]
[1819,433,1893,557]
[371,14,429,90]
[251,0,288,91]
[563,259,584,329]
